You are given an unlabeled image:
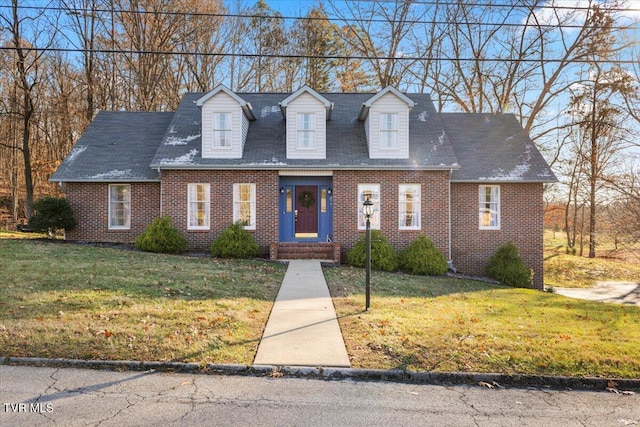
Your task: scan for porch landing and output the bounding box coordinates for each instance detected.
[270,242,341,264]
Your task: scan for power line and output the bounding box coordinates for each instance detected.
[3,3,639,31]
[1,45,637,65]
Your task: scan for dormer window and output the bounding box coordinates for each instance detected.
[280,85,332,159]
[380,113,398,149]
[213,113,232,148]
[359,86,415,159]
[196,84,255,159]
[297,113,316,149]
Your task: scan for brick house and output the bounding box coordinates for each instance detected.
[51,85,556,288]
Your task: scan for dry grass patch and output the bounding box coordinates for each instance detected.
[0,239,285,364]
[544,232,640,288]
[324,266,640,378]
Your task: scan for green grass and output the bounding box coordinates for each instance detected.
[0,239,285,364]
[324,266,640,378]
[544,231,640,288]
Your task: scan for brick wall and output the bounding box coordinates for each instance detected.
[160,170,279,252]
[333,170,451,261]
[451,183,544,289]
[64,182,160,244]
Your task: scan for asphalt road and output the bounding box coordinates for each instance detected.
[1,365,638,427]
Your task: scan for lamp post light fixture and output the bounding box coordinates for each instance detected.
[362,197,374,311]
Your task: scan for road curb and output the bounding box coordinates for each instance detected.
[1,356,638,392]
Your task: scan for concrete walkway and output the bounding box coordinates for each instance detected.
[554,281,640,306]
[253,260,350,367]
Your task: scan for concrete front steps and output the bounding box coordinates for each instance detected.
[270,242,341,263]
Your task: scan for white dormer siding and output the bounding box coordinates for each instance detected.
[359,87,415,160]
[284,92,327,159]
[197,85,255,159]
[280,86,333,160]
[366,92,409,159]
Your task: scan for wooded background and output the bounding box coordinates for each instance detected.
[1,0,639,257]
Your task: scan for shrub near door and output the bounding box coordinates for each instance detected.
[211,222,259,259]
[399,235,448,275]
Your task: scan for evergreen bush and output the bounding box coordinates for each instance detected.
[210,221,259,259]
[347,230,398,271]
[485,241,533,287]
[399,235,448,275]
[134,216,188,254]
[29,196,76,238]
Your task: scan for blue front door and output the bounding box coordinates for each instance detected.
[279,177,333,242]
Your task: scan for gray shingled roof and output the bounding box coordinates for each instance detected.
[51,111,174,182]
[150,92,459,170]
[441,113,556,183]
[51,92,556,184]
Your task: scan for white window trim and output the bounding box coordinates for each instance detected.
[399,184,421,230]
[187,183,211,230]
[358,183,381,230]
[233,183,256,230]
[379,113,398,150]
[108,184,131,230]
[296,112,316,150]
[479,185,501,230]
[213,112,232,149]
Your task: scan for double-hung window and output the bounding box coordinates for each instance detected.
[297,113,315,149]
[188,183,210,230]
[358,184,380,230]
[233,183,256,230]
[479,185,500,229]
[213,112,232,148]
[399,184,421,230]
[380,113,398,149]
[109,184,131,229]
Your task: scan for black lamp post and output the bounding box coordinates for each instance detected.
[362,197,374,311]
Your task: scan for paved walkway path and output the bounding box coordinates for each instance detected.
[554,281,640,306]
[253,260,350,367]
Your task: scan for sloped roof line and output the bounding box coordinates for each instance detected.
[358,86,417,121]
[279,85,334,120]
[195,84,256,121]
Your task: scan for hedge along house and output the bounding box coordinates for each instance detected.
[51,85,556,288]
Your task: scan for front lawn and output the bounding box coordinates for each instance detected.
[0,240,285,364]
[324,266,640,378]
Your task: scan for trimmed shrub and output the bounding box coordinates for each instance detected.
[485,241,533,287]
[399,235,448,275]
[347,230,398,272]
[29,196,76,238]
[210,221,259,259]
[135,216,188,254]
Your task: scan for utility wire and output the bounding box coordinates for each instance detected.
[3,3,639,31]
[1,45,637,64]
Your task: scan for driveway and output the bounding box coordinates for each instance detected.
[554,281,640,306]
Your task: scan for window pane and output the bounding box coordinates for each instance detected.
[297,113,315,148]
[399,184,420,229]
[234,183,255,229]
[109,185,130,228]
[213,113,231,147]
[188,184,210,228]
[286,188,293,213]
[320,189,327,213]
[479,185,500,229]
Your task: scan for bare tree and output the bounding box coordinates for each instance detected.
[327,0,425,89]
[567,64,635,258]
[0,1,58,219]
